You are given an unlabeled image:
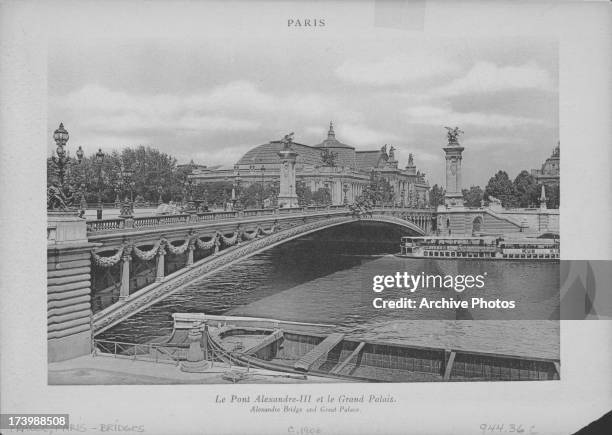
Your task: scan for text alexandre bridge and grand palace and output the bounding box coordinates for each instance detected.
[47,123,558,362]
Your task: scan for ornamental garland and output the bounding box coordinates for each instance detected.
[166,238,190,255]
[133,240,163,261]
[91,245,125,268]
[259,224,275,235]
[195,234,218,250]
[220,232,238,246]
[241,229,259,241]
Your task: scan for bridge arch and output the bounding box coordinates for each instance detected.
[93,214,424,334]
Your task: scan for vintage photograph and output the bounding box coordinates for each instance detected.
[46,29,560,384]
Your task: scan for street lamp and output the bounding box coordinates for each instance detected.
[232,171,242,210]
[74,146,86,214]
[118,162,135,218]
[324,181,331,206]
[114,184,121,208]
[184,179,195,212]
[48,123,89,212]
[94,148,105,220]
[76,145,84,162]
[51,123,70,186]
[260,165,265,208]
[157,184,164,205]
[343,183,349,205]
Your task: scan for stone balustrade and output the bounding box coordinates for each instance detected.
[85,205,434,235]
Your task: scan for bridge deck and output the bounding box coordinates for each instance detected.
[294,333,344,372]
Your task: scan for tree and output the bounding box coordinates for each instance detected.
[545,184,560,209]
[484,170,517,208]
[462,185,484,207]
[367,172,394,205]
[513,170,540,208]
[296,180,312,206]
[429,184,445,207]
[120,146,178,202]
[312,187,331,205]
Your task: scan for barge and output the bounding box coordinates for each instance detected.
[398,236,559,260]
[159,313,560,382]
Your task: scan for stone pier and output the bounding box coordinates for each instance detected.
[47,211,99,362]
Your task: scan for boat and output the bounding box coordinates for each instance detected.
[398,236,559,260]
[163,313,560,382]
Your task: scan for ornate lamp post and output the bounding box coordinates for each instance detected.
[260,165,265,209]
[48,123,88,213]
[343,183,349,205]
[232,171,242,211]
[157,183,164,205]
[74,145,86,214]
[184,178,195,212]
[51,123,70,186]
[94,148,105,220]
[118,163,135,218]
[113,182,121,208]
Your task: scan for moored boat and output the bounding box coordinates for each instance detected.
[167,313,560,382]
[398,236,559,260]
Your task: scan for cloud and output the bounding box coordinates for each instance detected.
[434,61,555,96]
[335,123,400,147]
[467,135,529,147]
[404,104,548,129]
[335,51,460,86]
[51,82,344,140]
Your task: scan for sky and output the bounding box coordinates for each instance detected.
[47,22,558,188]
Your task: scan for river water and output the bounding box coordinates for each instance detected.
[100,222,559,360]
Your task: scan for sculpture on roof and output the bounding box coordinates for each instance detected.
[321,148,338,167]
[280,132,294,149]
[444,126,464,145]
[380,144,388,159]
[408,153,414,166]
[388,146,396,161]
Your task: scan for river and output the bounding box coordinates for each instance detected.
[100,222,559,360]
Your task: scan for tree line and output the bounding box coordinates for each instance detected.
[47,146,193,205]
[428,170,559,209]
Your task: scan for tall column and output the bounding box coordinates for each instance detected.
[277,134,299,208]
[119,248,131,300]
[156,243,166,282]
[443,127,465,207]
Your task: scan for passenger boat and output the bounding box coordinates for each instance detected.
[164,313,560,382]
[398,236,559,260]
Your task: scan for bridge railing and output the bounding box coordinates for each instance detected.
[242,208,276,217]
[195,211,238,221]
[85,205,434,234]
[86,218,126,232]
[133,214,190,228]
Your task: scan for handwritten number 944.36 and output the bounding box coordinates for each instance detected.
[480,424,537,434]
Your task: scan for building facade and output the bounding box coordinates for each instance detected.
[189,122,430,207]
[531,142,560,186]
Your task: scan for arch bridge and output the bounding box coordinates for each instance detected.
[47,205,433,360]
